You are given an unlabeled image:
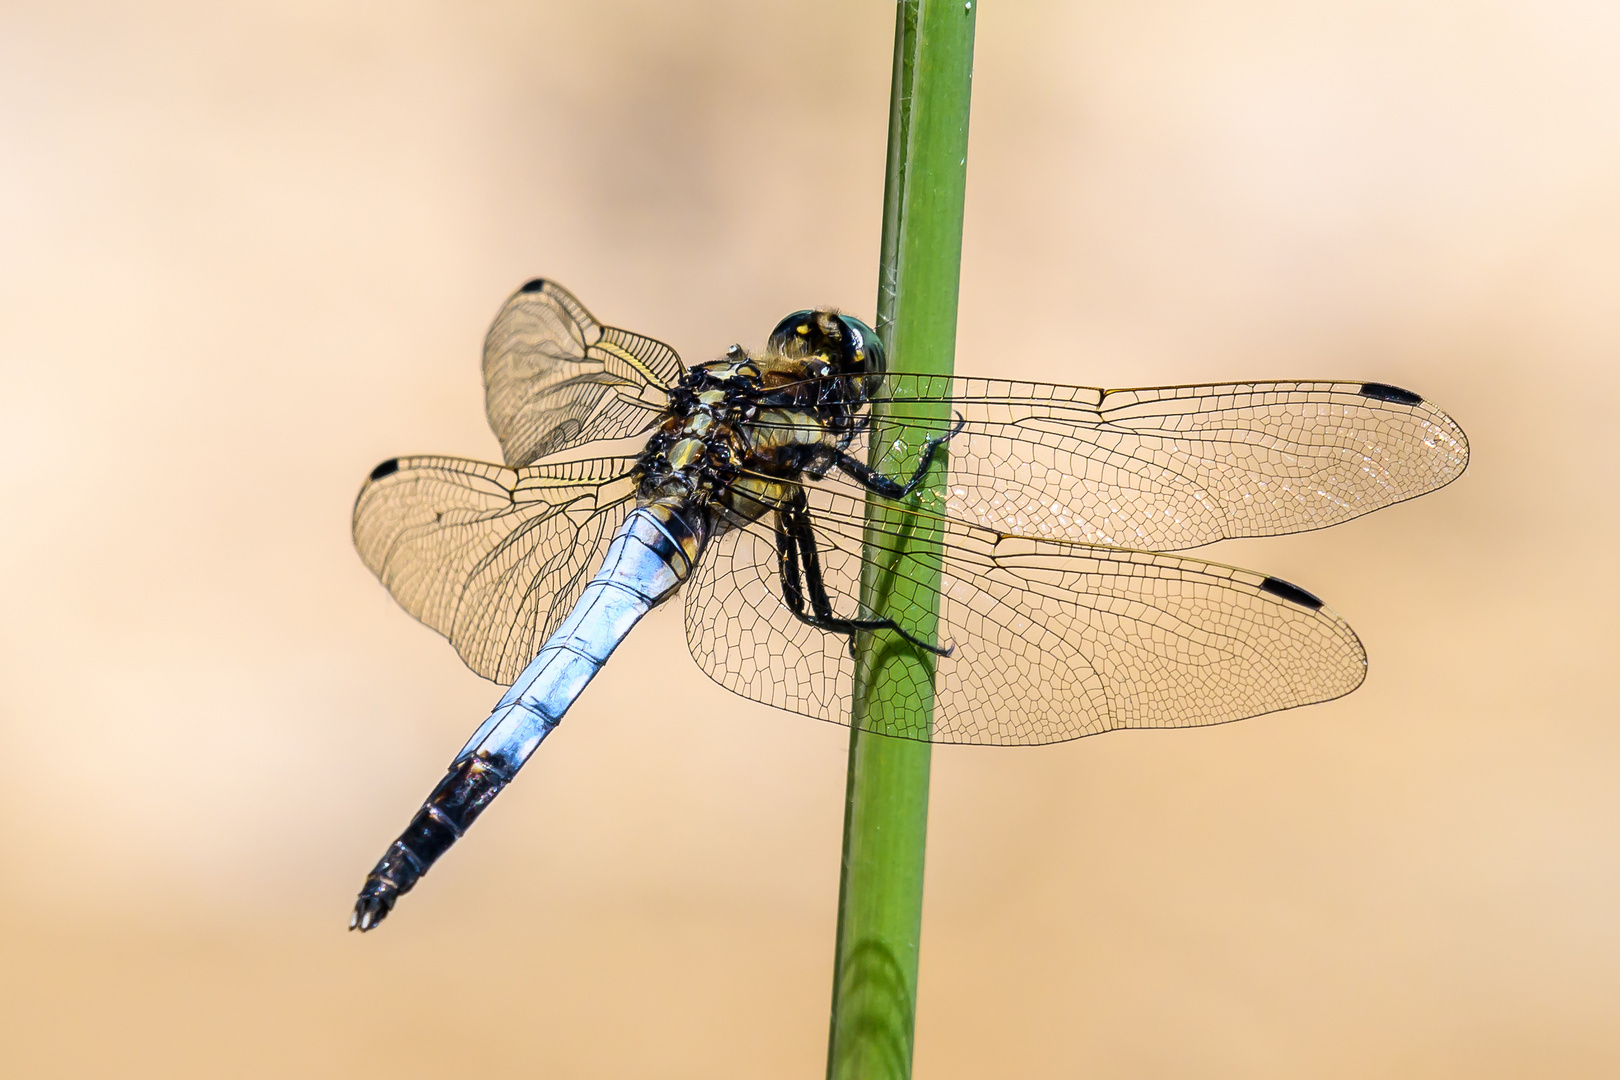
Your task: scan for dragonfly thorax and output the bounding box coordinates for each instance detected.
[636,352,759,505]
[635,331,872,529]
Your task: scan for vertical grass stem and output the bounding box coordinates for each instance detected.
[826,3,976,1077]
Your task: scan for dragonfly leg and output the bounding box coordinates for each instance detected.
[774,494,952,660]
[832,413,966,499]
[800,424,863,483]
[775,511,808,614]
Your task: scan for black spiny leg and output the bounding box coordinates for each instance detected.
[776,512,807,616]
[831,414,966,499]
[773,491,952,660]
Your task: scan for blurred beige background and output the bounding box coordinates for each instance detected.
[2,1,1616,1077]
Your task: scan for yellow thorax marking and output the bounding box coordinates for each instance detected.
[667,438,705,470]
[754,408,826,450]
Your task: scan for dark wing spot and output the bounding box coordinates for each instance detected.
[1359,382,1423,406]
[520,278,547,293]
[369,458,400,481]
[1260,576,1324,610]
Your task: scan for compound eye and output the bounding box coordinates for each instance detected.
[767,309,818,354]
[833,315,884,381]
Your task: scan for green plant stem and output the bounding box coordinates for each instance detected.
[825,3,975,1078]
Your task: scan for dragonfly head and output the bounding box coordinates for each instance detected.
[767,309,886,397]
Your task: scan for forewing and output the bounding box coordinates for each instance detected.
[784,375,1468,550]
[685,485,1365,745]
[482,279,681,466]
[354,454,637,683]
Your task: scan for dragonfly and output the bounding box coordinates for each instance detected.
[349,278,1469,930]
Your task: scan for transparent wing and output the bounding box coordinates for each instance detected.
[759,376,1468,550]
[354,454,638,683]
[685,483,1366,746]
[482,279,680,466]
